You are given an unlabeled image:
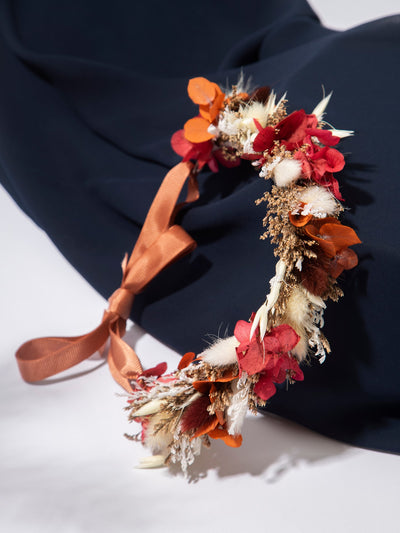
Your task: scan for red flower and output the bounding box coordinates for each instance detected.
[294,145,345,200]
[171,129,241,172]
[234,320,300,376]
[252,110,340,155]
[254,353,304,401]
[171,129,218,172]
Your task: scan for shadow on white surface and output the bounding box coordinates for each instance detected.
[169,414,349,483]
[29,359,108,385]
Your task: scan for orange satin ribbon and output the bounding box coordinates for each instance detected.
[16,162,199,392]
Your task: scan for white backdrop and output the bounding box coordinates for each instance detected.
[1,2,399,532]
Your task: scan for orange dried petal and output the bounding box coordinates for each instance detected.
[192,415,219,439]
[225,92,249,105]
[192,380,211,394]
[319,223,361,257]
[210,91,225,121]
[207,428,243,448]
[214,369,238,382]
[187,77,217,105]
[289,212,313,227]
[337,247,359,270]
[184,116,214,143]
[199,91,225,122]
[330,248,359,278]
[178,352,196,370]
[304,223,335,256]
[198,103,212,121]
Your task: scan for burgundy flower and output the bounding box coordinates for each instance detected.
[252,110,340,155]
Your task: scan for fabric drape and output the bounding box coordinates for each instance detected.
[1,0,399,453]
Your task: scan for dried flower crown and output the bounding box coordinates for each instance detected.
[125,77,361,470]
[16,75,361,473]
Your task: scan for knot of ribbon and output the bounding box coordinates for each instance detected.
[16,162,199,392]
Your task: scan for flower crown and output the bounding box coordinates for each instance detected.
[16,76,361,473]
[125,77,361,470]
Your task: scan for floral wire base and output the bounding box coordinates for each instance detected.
[125,76,361,471]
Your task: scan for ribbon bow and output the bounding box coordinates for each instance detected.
[16,162,198,391]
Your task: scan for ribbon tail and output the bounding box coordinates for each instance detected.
[16,317,114,383]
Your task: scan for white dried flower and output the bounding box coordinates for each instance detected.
[136,454,166,469]
[312,92,332,122]
[272,158,302,187]
[295,185,339,217]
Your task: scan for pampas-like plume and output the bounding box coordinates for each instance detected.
[240,101,270,130]
[199,335,239,367]
[273,159,302,187]
[251,259,287,339]
[131,399,163,418]
[143,412,174,454]
[283,287,328,362]
[283,286,313,360]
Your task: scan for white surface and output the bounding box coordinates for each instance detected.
[1,3,400,533]
[308,0,399,30]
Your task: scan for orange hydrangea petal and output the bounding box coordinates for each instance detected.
[187,77,217,105]
[199,92,226,122]
[304,223,337,257]
[207,428,243,448]
[214,369,238,382]
[304,218,361,258]
[192,380,211,394]
[319,223,361,257]
[289,212,313,227]
[207,92,226,122]
[330,248,359,278]
[178,352,196,370]
[198,103,212,121]
[184,116,214,143]
[311,216,340,229]
[337,247,359,269]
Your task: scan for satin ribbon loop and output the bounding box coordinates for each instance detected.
[16,162,198,392]
[123,225,196,295]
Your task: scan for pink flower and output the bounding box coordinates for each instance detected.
[254,353,304,401]
[234,319,303,402]
[234,320,300,376]
[171,129,240,172]
[171,129,218,172]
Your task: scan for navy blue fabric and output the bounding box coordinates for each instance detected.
[1,0,399,453]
